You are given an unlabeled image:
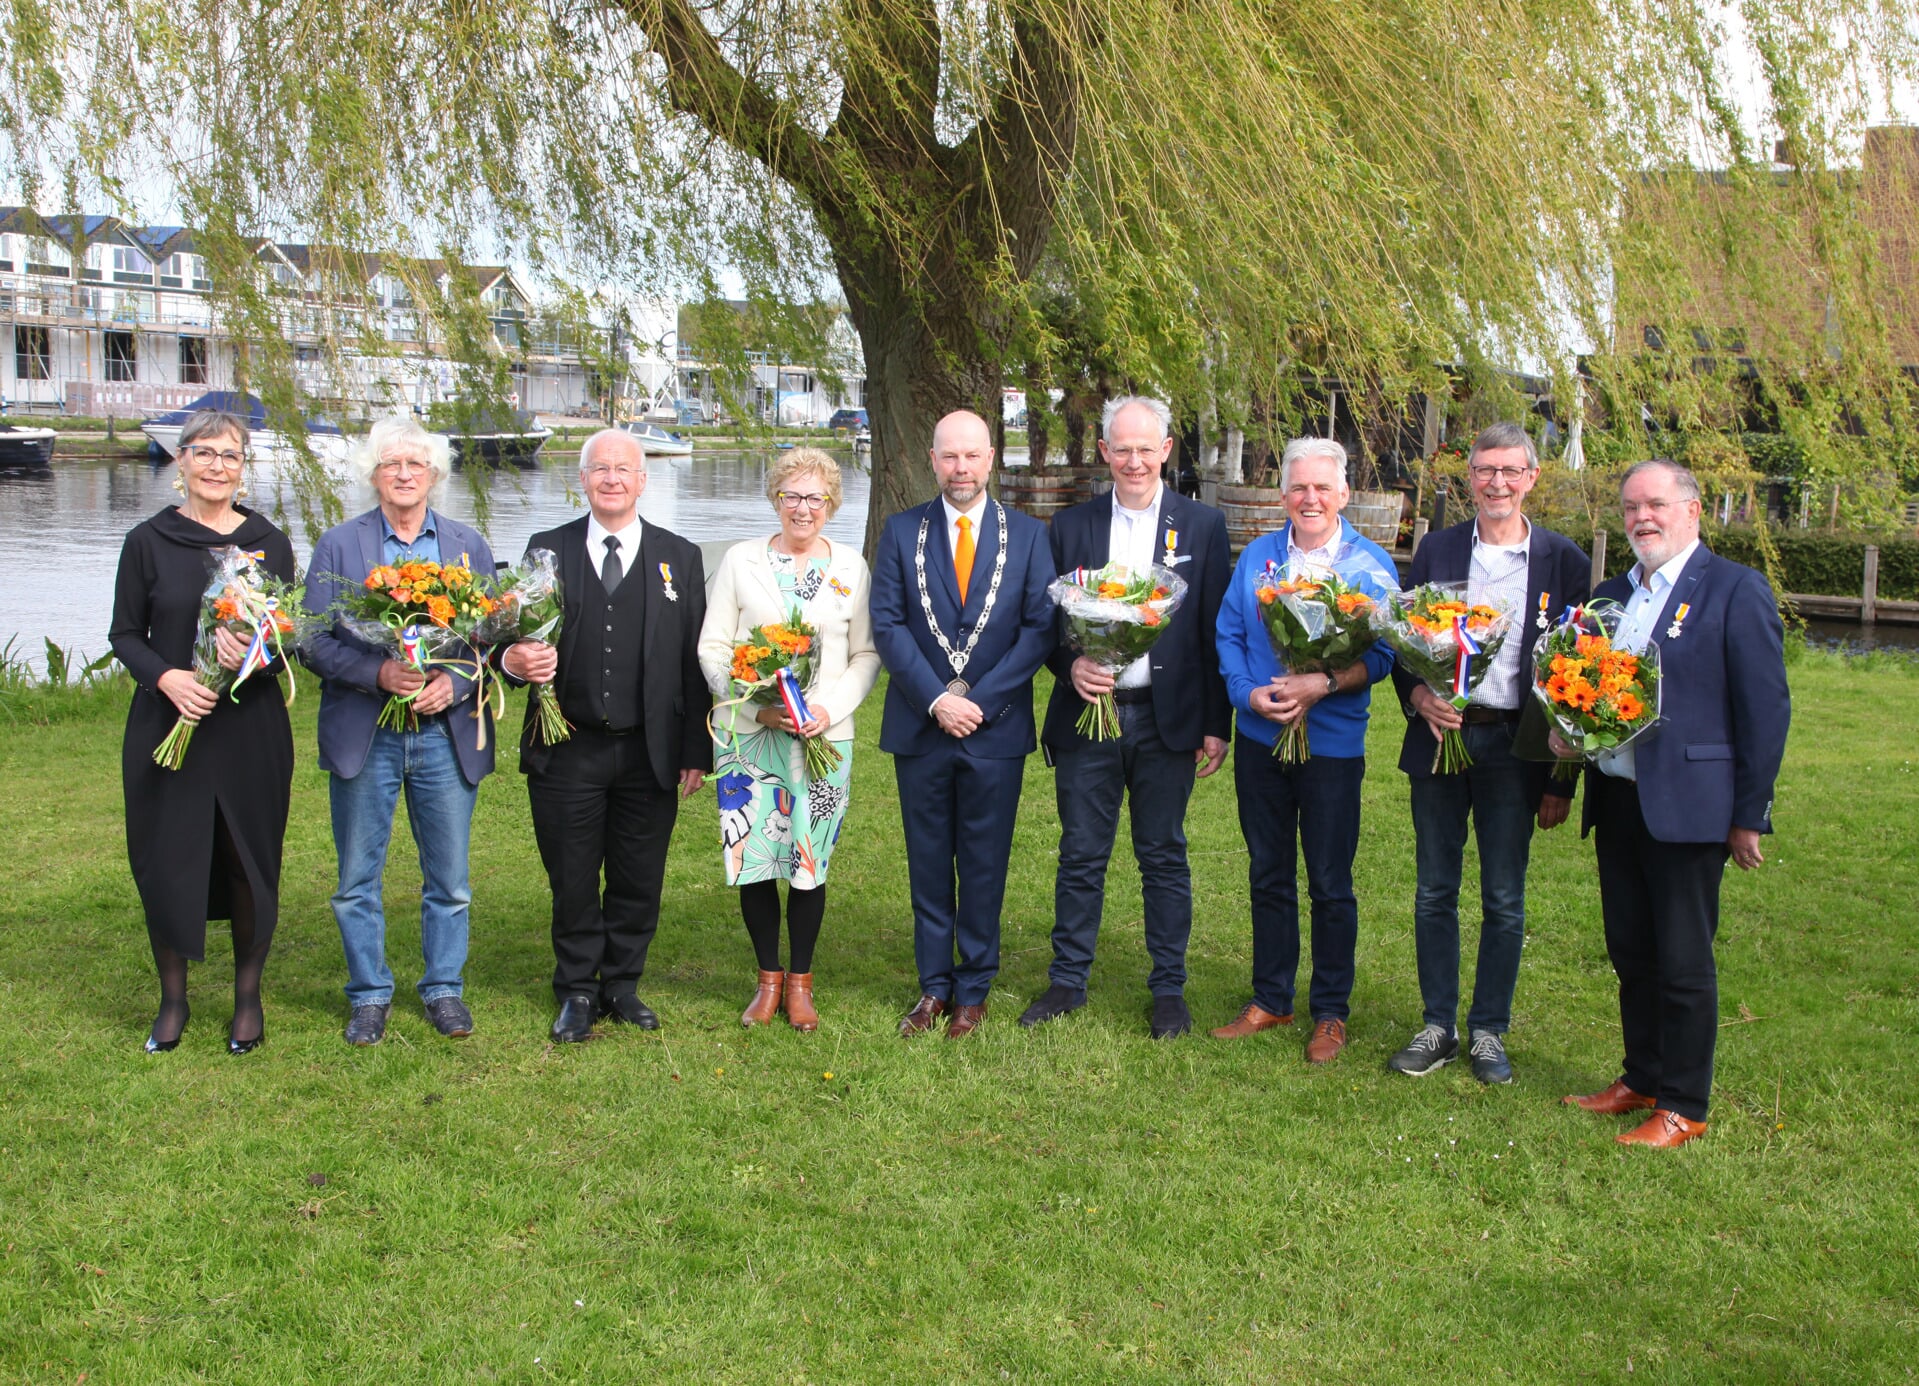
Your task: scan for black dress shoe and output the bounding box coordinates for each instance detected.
[344,1003,390,1046]
[145,1004,189,1053]
[1018,984,1088,1029]
[227,1023,265,1056]
[600,994,660,1030]
[1150,994,1192,1040]
[551,994,597,1043]
[424,996,474,1038]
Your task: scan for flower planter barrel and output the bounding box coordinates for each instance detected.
[1346,489,1407,548]
[997,467,1104,520]
[1218,484,1289,553]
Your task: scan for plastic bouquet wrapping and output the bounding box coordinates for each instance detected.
[330,555,498,736]
[154,546,312,770]
[479,549,571,746]
[1252,567,1380,762]
[1046,562,1188,740]
[1532,600,1662,779]
[1374,582,1514,774]
[710,608,841,779]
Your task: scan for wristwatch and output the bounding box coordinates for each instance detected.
[1323,672,1339,698]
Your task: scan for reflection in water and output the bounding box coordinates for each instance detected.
[0,449,871,672]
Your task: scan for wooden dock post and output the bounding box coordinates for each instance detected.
[1590,529,1607,589]
[1863,545,1880,625]
[1411,517,1429,557]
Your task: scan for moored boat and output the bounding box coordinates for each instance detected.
[0,422,57,467]
[141,390,350,465]
[615,419,695,457]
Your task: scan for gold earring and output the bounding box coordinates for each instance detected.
[171,470,185,494]
[236,472,251,498]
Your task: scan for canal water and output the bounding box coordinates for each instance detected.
[0,449,873,673]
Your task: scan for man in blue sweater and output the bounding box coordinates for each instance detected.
[1213,438,1398,1063]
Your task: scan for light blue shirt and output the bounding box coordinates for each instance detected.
[380,509,441,566]
[1596,537,1699,780]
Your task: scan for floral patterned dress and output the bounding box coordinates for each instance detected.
[714,549,856,887]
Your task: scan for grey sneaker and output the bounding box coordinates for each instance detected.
[344,1003,390,1046]
[1469,1029,1513,1084]
[1387,1023,1458,1076]
[425,996,474,1038]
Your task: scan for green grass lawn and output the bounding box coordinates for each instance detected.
[1,657,1914,1381]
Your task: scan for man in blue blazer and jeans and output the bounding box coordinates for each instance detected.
[870,409,1058,1038]
[1387,422,1590,1085]
[303,417,496,1046]
[1559,459,1789,1148]
[1024,396,1232,1039]
[1213,437,1399,1064]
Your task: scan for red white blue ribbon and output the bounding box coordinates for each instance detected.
[229,597,279,696]
[776,666,814,727]
[1451,613,1481,697]
[400,623,426,670]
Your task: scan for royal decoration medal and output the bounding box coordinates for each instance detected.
[1665,601,1690,640]
[1536,590,1550,630]
[659,562,679,601]
[1162,527,1179,567]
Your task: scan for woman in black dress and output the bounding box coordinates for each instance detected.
[109,410,298,1055]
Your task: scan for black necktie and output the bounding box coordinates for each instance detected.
[601,535,623,596]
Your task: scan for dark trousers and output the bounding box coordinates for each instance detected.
[1408,721,1535,1035]
[527,728,680,1004]
[1050,699,1196,995]
[1233,732,1364,1021]
[1590,772,1727,1122]
[894,741,1026,1006]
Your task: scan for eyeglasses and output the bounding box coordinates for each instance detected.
[583,464,645,481]
[776,491,830,511]
[376,458,431,476]
[183,445,245,469]
[1106,447,1164,463]
[1469,465,1533,484]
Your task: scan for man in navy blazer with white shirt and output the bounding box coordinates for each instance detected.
[1560,459,1790,1148]
[870,409,1057,1038]
[1385,422,1590,1085]
[303,417,496,1046]
[1024,396,1232,1039]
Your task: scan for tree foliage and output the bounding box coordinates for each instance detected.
[4,0,1916,544]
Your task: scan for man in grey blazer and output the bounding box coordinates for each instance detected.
[303,416,497,1045]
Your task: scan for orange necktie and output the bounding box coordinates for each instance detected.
[954,514,975,604]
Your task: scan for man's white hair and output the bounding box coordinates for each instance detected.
[354,415,451,494]
[1279,436,1350,492]
[579,427,647,472]
[1100,395,1174,443]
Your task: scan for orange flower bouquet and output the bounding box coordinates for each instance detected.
[1046,563,1188,740]
[713,607,840,778]
[331,555,499,735]
[1532,601,1662,777]
[1253,568,1381,762]
[1374,582,1514,773]
[153,546,312,770]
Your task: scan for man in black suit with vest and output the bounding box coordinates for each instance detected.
[1559,459,1789,1148]
[501,428,711,1042]
[1386,421,1590,1085]
[1021,396,1232,1039]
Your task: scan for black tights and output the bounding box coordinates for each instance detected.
[149,810,269,1045]
[740,881,826,974]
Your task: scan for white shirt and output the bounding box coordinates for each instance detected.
[1597,537,1700,781]
[1468,516,1532,709]
[1107,482,1164,688]
[586,512,644,585]
[930,494,992,713]
[1286,525,1341,571]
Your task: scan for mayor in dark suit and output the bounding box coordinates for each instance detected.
[1021,396,1232,1040]
[1560,459,1790,1148]
[499,428,712,1043]
[303,417,496,1046]
[870,409,1057,1038]
[1385,422,1590,1085]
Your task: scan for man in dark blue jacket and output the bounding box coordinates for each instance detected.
[870,409,1058,1038]
[1023,396,1232,1039]
[1386,422,1590,1085]
[303,417,495,1046]
[1560,459,1790,1148]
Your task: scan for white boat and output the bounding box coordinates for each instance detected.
[0,422,57,467]
[616,420,694,456]
[141,391,352,465]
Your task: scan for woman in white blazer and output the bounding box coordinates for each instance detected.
[697,447,880,1031]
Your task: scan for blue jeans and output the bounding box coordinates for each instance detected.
[1408,721,1534,1034]
[1050,699,1197,996]
[1233,733,1364,1021]
[328,720,478,1007]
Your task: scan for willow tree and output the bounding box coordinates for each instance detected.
[5,0,1916,545]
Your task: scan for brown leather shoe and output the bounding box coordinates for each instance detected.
[946,1003,987,1039]
[783,972,819,1032]
[1304,1017,1347,1064]
[741,969,784,1027]
[1563,1080,1657,1115]
[899,995,948,1036]
[1209,1002,1294,1039]
[1616,1109,1709,1148]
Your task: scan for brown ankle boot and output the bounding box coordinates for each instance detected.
[741,969,784,1026]
[783,972,819,1031]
